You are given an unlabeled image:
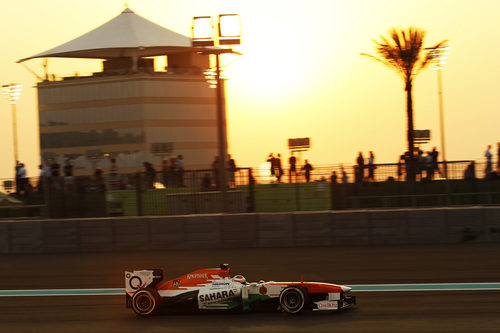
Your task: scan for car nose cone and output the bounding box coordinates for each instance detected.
[341,285,352,292]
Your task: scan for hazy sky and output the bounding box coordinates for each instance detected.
[0,0,499,179]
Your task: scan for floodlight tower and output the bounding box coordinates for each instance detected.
[2,83,23,165]
[192,14,241,208]
[431,47,451,178]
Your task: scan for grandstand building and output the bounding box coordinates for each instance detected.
[19,8,221,175]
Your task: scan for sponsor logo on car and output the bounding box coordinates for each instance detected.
[173,279,181,287]
[199,290,236,304]
[317,301,338,310]
[187,274,208,279]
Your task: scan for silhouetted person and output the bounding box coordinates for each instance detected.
[397,154,405,181]
[108,158,121,190]
[424,151,434,181]
[302,160,313,182]
[15,160,21,194]
[228,154,237,188]
[464,162,475,181]
[63,159,74,191]
[110,158,118,176]
[143,162,156,189]
[266,153,276,181]
[356,152,365,182]
[17,163,27,194]
[416,149,425,181]
[341,167,348,183]
[289,153,297,183]
[169,156,177,187]
[276,154,284,182]
[485,145,493,177]
[430,147,439,177]
[330,171,338,183]
[63,159,73,177]
[367,151,375,182]
[91,168,106,192]
[37,164,47,191]
[50,159,60,177]
[177,155,185,187]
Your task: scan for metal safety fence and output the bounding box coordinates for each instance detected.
[1,160,499,218]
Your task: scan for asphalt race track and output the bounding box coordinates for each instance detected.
[1,243,500,332]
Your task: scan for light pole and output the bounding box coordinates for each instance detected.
[431,47,451,179]
[2,83,23,166]
[192,14,241,211]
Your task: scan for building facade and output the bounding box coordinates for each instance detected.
[38,56,218,175]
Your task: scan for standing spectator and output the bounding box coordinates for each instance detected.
[143,162,156,189]
[289,153,297,183]
[37,164,47,191]
[17,163,27,194]
[169,156,178,187]
[228,154,237,188]
[63,159,74,191]
[177,155,185,187]
[91,168,106,192]
[43,160,52,178]
[341,165,348,184]
[330,171,338,183]
[108,158,122,190]
[51,159,60,177]
[266,153,276,181]
[464,162,475,180]
[63,159,74,177]
[15,161,21,194]
[416,149,425,181]
[424,151,434,181]
[356,152,365,182]
[110,158,118,175]
[301,160,313,183]
[430,147,440,177]
[367,151,376,182]
[397,154,405,181]
[485,145,493,177]
[276,154,284,182]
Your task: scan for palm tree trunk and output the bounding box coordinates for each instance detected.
[406,80,416,182]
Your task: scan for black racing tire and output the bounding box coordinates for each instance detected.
[131,288,160,316]
[279,286,308,314]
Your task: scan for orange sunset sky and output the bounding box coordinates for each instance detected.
[0,0,499,180]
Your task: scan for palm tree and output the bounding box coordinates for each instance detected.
[362,27,447,180]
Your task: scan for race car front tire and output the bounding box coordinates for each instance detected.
[279,286,309,314]
[131,288,160,316]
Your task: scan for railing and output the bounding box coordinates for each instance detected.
[1,160,499,218]
[252,160,474,184]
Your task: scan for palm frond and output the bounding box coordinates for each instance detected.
[362,27,447,83]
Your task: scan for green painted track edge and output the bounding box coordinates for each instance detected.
[1,283,500,297]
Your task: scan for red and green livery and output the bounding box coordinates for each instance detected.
[125,264,356,316]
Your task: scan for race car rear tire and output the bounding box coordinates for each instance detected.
[131,288,160,316]
[279,286,308,314]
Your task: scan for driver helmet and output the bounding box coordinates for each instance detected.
[232,275,246,283]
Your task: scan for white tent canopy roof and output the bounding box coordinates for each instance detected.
[18,8,195,63]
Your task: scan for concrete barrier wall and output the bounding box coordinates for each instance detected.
[1,206,499,254]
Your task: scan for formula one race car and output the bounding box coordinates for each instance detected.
[125,264,356,316]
